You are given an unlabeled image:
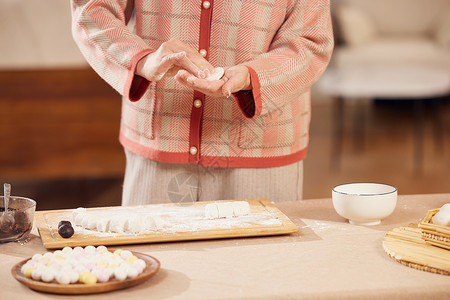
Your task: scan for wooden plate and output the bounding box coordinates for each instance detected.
[11,251,160,294]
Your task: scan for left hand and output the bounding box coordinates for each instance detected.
[175,65,252,97]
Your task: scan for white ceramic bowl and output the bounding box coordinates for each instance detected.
[332,183,397,225]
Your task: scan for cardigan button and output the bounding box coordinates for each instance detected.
[199,49,207,57]
[189,146,198,155]
[202,1,211,9]
[193,99,202,108]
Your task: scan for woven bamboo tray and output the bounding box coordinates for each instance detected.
[383,224,450,276]
[418,209,450,250]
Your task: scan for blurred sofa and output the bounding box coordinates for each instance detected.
[331,0,450,70]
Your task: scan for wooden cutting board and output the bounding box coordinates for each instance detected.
[35,198,298,249]
[383,224,450,275]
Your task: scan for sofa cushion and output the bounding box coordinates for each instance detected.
[332,37,450,69]
[335,5,377,46]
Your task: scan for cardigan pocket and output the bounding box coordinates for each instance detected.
[238,109,309,149]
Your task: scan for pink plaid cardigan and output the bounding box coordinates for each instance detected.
[71,0,333,168]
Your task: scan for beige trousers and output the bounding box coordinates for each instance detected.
[122,149,303,205]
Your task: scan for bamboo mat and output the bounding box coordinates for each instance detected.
[383,224,450,275]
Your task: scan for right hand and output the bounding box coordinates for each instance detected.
[136,38,214,82]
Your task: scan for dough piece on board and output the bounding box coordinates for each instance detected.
[73,212,86,227]
[71,207,163,234]
[217,202,234,218]
[96,218,111,232]
[205,67,224,81]
[205,203,219,219]
[72,207,86,220]
[127,217,142,234]
[109,216,129,234]
[233,201,250,217]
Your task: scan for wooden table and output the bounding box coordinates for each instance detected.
[1,194,449,299]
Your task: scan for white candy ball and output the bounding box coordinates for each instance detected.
[32,254,43,261]
[114,268,127,281]
[85,245,96,253]
[56,272,71,284]
[96,245,107,252]
[127,267,138,279]
[41,271,55,283]
[69,271,79,284]
[120,250,132,260]
[97,271,110,283]
[134,259,146,270]
[62,246,73,254]
[31,269,42,281]
[440,203,450,213]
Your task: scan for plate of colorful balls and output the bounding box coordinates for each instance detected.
[11,245,160,294]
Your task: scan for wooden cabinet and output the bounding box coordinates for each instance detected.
[0,68,125,180]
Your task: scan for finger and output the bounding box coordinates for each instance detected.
[174,55,207,78]
[221,73,243,97]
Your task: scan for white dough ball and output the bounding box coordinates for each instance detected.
[32,253,43,261]
[62,247,73,254]
[85,245,96,253]
[114,268,127,281]
[205,67,224,81]
[121,250,133,260]
[433,210,450,226]
[56,272,71,284]
[127,267,138,279]
[31,269,42,281]
[440,203,450,213]
[133,259,146,270]
[41,271,55,283]
[69,270,79,283]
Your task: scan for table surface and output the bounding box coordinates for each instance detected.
[1,194,449,299]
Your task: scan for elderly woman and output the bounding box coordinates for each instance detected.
[71,0,334,204]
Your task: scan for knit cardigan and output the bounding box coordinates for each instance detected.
[71,0,334,168]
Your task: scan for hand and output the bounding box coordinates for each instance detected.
[136,38,214,82]
[175,65,252,97]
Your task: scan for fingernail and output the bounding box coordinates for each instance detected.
[187,76,195,83]
[198,70,206,79]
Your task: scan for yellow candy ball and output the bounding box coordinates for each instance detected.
[125,255,138,265]
[24,267,35,278]
[79,272,97,285]
[113,249,123,256]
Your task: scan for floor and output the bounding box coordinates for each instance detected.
[5,93,450,210]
